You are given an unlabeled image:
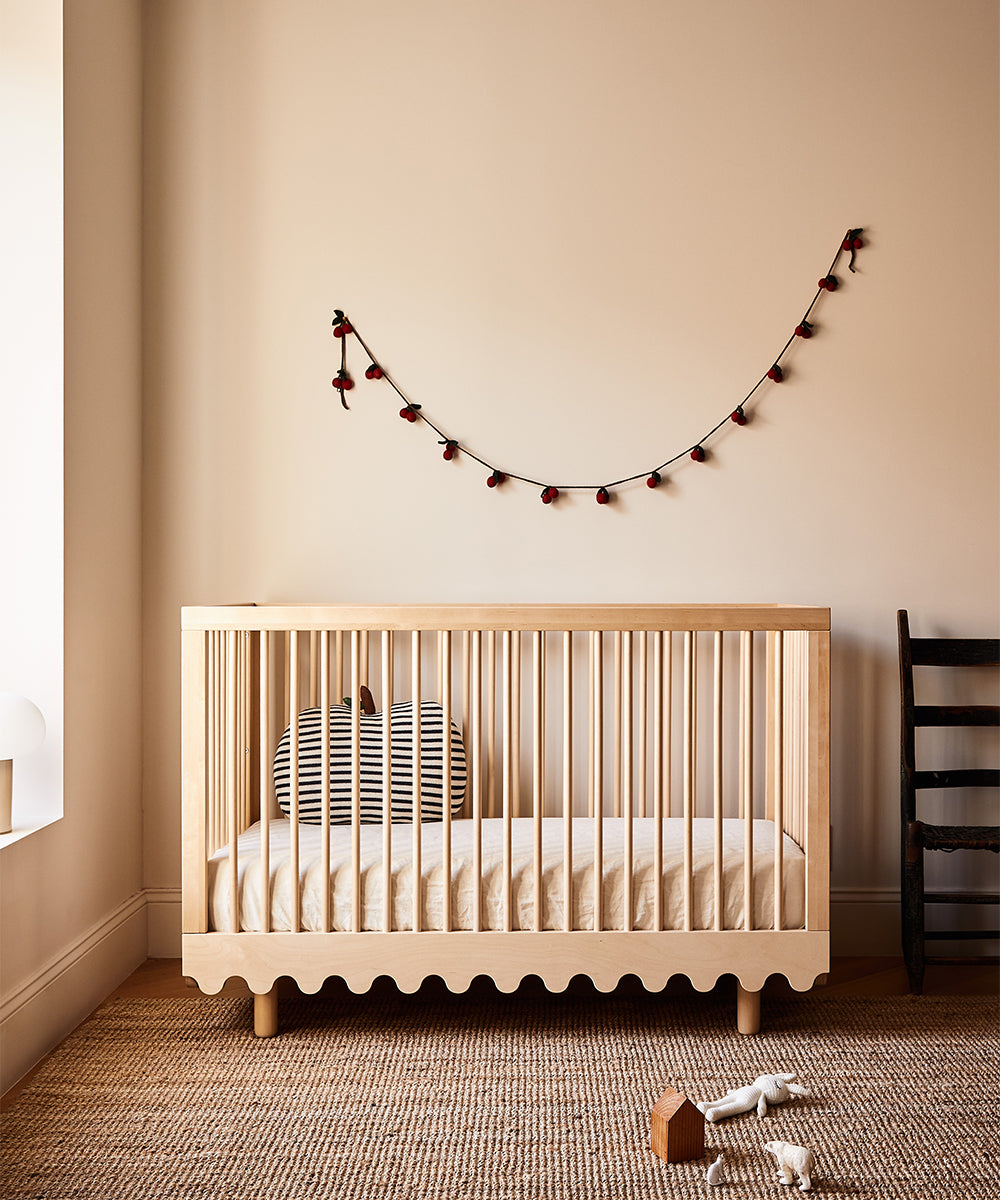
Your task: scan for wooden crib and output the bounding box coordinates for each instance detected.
[181,604,830,1036]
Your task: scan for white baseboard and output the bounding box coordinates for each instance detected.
[0,892,147,1096]
[830,887,901,956]
[145,886,183,957]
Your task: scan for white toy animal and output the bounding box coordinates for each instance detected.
[764,1140,815,1192]
[696,1072,810,1122]
[706,1153,725,1186]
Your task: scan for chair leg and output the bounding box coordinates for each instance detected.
[902,825,925,994]
[736,984,761,1035]
[254,987,279,1037]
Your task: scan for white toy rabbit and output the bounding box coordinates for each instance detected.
[696,1072,810,1122]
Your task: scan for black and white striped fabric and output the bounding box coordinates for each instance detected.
[273,701,467,824]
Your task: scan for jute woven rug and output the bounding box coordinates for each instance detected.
[2,990,997,1199]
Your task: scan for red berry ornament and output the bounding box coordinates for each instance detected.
[442,441,458,461]
[399,404,420,422]
[767,365,784,383]
[690,446,705,463]
[596,487,610,505]
[487,471,505,488]
[541,486,558,504]
[646,471,661,488]
[730,409,748,426]
[819,275,838,291]
[365,363,384,380]
[333,370,353,391]
[794,321,813,339]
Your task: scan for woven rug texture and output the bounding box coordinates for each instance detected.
[1,991,997,1199]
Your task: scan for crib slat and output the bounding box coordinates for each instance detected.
[562,631,573,933]
[471,630,483,932]
[512,631,521,821]
[741,629,754,931]
[683,630,695,932]
[638,631,648,821]
[412,631,422,933]
[259,630,271,934]
[713,631,724,932]
[622,631,633,932]
[502,630,513,932]
[351,630,361,934]
[772,629,784,932]
[207,631,217,856]
[320,631,331,934]
[592,630,604,932]
[442,629,453,933]
[653,630,663,932]
[487,631,496,820]
[334,630,344,707]
[382,630,393,933]
[613,631,622,820]
[532,630,544,932]
[289,630,301,934]
[227,630,239,934]
[462,632,471,820]
[309,631,319,707]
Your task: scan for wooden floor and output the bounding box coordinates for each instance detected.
[4,957,996,1110]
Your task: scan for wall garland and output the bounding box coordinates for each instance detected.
[331,227,864,504]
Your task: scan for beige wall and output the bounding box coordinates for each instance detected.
[0,0,145,1093]
[142,0,999,954]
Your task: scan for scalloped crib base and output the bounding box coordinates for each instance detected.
[184,928,829,1037]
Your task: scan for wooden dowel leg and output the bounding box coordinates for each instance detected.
[254,987,279,1038]
[736,984,761,1035]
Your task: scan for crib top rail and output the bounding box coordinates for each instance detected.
[182,603,830,634]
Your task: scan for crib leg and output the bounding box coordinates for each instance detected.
[736,984,761,1035]
[253,987,279,1038]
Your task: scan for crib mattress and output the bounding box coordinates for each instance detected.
[208,817,805,933]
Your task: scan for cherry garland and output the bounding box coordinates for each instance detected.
[332,228,864,504]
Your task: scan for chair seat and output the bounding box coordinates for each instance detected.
[914,822,1000,853]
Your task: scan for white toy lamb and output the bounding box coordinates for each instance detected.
[696,1072,810,1122]
[764,1140,815,1192]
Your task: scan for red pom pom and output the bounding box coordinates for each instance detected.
[596,488,610,505]
[646,472,661,488]
[852,236,863,250]
[730,409,747,425]
[333,325,344,338]
[690,446,705,463]
[399,407,409,419]
[842,238,853,252]
[333,377,344,390]
[767,365,783,383]
[341,322,353,335]
[443,448,453,460]
[487,471,505,488]
[341,376,354,391]
[407,410,417,423]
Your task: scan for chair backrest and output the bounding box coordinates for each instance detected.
[897,609,1000,822]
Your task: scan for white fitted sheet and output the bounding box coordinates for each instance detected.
[208,817,805,933]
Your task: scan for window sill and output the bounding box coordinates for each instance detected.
[0,815,61,851]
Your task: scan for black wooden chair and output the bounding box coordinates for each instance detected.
[898,610,999,992]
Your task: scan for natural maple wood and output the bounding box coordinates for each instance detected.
[180,603,834,1038]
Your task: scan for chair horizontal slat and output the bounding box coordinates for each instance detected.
[924,930,1000,941]
[913,704,1000,727]
[925,955,1000,966]
[919,822,1000,852]
[913,768,1000,790]
[923,891,1000,905]
[909,637,999,667]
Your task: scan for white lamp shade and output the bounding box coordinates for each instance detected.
[0,692,46,759]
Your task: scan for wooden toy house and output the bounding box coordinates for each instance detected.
[650,1086,705,1164]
